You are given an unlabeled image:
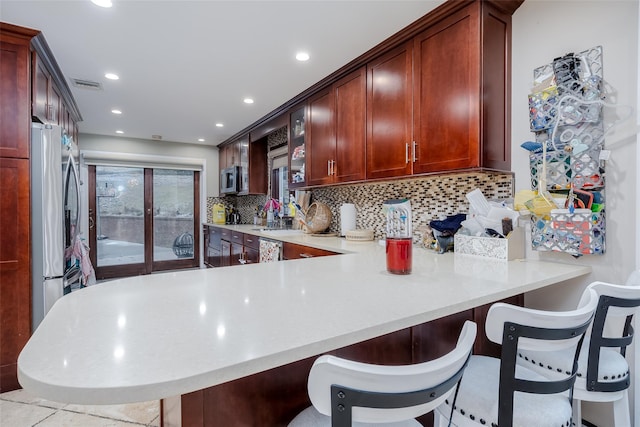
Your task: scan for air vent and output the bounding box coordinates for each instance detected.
[151,135,163,140]
[70,78,103,90]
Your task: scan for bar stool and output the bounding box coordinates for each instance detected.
[288,321,476,427]
[433,289,598,427]
[517,278,640,427]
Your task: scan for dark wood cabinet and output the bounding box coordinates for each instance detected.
[282,242,337,260]
[0,23,38,393]
[307,67,366,186]
[219,135,267,195]
[412,6,480,173]
[203,225,222,268]
[0,29,32,159]
[178,294,524,427]
[366,42,414,180]
[367,2,511,180]
[0,158,31,392]
[288,105,307,188]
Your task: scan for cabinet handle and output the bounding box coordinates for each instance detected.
[327,160,331,176]
[405,143,409,164]
[299,253,313,258]
[412,141,417,163]
[331,160,335,176]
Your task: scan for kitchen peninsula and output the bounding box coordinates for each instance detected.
[18,227,591,426]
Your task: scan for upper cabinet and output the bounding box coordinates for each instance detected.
[288,105,306,188]
[218,135,267,195]
[30,34,82,142]
[368,2,511,179]
[218,0,518,188]
[366,43,413,179]
[308,67,366,186]
[412,5,481,174]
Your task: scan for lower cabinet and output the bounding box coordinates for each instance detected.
[204,225,261,267]
[282,242,337,260]
[170,294,523,427]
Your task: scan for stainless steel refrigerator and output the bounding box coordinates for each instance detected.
[31,123,81,330]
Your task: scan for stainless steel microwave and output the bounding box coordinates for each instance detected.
[220,166,240,194]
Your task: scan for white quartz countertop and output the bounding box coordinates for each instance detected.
[18,232,591,405]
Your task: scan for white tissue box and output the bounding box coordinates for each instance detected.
[454,227,525,261]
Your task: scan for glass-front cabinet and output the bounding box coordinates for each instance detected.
[288,105,306,188]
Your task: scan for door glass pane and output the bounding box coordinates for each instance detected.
[96,166,145,266]
[153,169,194,261]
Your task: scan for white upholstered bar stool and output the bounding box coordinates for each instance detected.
[433,289,599,427]
[517,278,640,427]
[288,321,476,427]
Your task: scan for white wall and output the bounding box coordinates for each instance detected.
[512,1,639,424]
[79,133,219,198]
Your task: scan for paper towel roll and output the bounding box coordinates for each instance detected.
[340,203,356,236]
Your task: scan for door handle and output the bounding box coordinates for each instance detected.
[405,143,409,164]
[89,209,95,229]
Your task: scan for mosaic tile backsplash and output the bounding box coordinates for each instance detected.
[208,171,514,244]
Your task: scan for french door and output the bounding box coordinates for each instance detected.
[88,165,200,280]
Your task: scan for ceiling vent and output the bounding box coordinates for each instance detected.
[70,78,103,90]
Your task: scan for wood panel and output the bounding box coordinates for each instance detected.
[173,294,523,427]
[334,67,366,183]
[413,4,480,173]
[366,42,413,179]
[0,34,31,159]
[481,3,511,171]
[0,158,31,392]
[307,89,335,186]
[282,242,338,260]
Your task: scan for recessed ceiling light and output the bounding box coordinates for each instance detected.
[115,130,124,134]
[91,0,112,8]
[215,123,224,128]
[296,52,310,61]
[243,98,254,104]
[198,138,205,142]
[111,109,122,114]
[105,73,119,80]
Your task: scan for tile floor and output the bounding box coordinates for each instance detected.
[0,388,160,427]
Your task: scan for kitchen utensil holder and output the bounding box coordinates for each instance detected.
[526,46,607,256]
[531,209,605,256]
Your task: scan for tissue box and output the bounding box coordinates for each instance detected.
[454,227,525,261]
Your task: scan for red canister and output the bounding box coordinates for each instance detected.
[386,237,412,275]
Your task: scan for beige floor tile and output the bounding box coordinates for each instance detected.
[0,399,56,426]
[37,409,143,426]
[64,400,160,425]
[1,388,160,426]
[0,388,67,409]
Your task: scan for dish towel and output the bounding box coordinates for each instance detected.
[72,235,96,286]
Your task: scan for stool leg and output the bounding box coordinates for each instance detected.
[612,390,631,427]
[572,398,583,427]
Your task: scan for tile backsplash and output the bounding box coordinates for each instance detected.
[208,171,513,243]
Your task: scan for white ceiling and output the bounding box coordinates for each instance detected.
[1,0,445,146]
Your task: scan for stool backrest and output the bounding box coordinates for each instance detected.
[484,289,598,427]
[307,320,476,426]
[578,280,640,392]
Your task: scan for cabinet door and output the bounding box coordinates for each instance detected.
[243,246,259,265]
[0,158,31,391]
[288,105,306,187]
[33,55,50,123]
[412,5,480,173]
[238,137,249,194]
[307,89,335,187]
[366,42,413,180]
[0,38,30,159]
[334,67,366,183]
[230,242,244,266]
[221,240,231,267]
